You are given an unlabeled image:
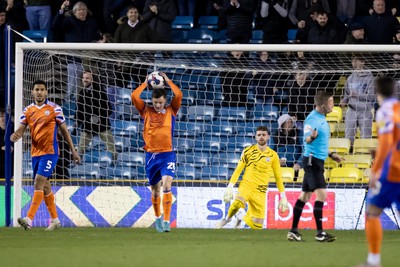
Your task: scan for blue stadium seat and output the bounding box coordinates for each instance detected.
[62,101,76,119]
[83,150,113,167]
[227,136,254,152]
[176,164,197,180]
[211,152,242,169]
[172,16,194,29]
[173,137,195,152]
[180,89,195,105]
[199,166,230,180]
[236,121,279,137]
[70,164,101,179]
[250,30,263,44]
[114,136,132,152]
[198,16,219,30]
[196,90,224,106]
[88,135,106,151]
[175,121,205,137]
[177,151,210,167]
[205,123,236,137]
[252,104,279,121]
[115,104,140,120]
[172,29,188,43]
[194,136,228,152]
[115,88,132,104]
[217,29,227,44]
[117,151,145,167]
[100,166,135,179]
[111,120,138,137]
[180,74,208,90]
[187,29,216,43]
[218,106,248,121]
[287,29,298,43]
[22,30,49,42]
[187,105,215,121]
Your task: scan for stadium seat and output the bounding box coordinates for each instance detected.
[269,167,295,183]
[329,167,363,183]
[227,136,254,152]
[117,151,145,167]
[198,16,219,30]
[70,164,100,179]
[205,123,236,137]
[176,164,197,180]
[116,104,140,120]
[252,104,279,122]
[200,166,230,180]
[187,29,216,43]
[180,89,195,106]
[22,30,49,42]
[115,87,132,105]
[329,138,351,154]
[287,29,298,43]
[218,106,248,121]
[363,168,371,183]
[101,166,135,179]
[356,121,378,138]
[111,120,138,137]
[217,29,227,44]
[326,106,342,123]
[175,121,205,137]
[62,101,76,119]
[187,105,215,121]
[173,137,195,152]
[342,154,372,169]
[194,136,227,152]
[83,150,113,167]
[180,73,208,90]
[172,29,188,43]
[331,122,346,138]
[353,138,378,154]
[325,157,340,169]
[250,30,263,44]
[172,16,194,29]
[114,136,132,152]
[177,151,210,167]
[211,152,242,169]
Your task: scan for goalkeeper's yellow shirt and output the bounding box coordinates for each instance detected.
[229,144,284,193]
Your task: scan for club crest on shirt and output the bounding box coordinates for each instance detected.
[45,111,50,116]
[265,157,271,162]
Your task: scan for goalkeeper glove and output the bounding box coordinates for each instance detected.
[223,184,234,203]
[278,192,288,212]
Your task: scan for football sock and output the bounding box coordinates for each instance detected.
[243,215,262,229]
[44,191,58,220]
[314,201,324,234]
[291,199,305,232]
[27,190,44,220]
[366,217,382,256]
[151,195,161,218]
[162,191,172,222]
[227,199,245,220]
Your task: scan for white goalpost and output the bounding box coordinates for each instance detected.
[13,43,400,229]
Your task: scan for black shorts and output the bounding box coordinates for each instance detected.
[302,156,326,192]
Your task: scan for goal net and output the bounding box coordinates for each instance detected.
[13,43,400,229]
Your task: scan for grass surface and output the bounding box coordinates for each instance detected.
[1,228,400,267]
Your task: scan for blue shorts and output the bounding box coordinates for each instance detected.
[32,154,59,179]
[145,151,176,186]
[367,157,400,210]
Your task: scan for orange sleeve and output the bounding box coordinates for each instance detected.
[372,132,393,174]
[168,80,182,114]
[131,83,147,113]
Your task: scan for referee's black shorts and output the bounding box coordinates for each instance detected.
[302,156,326,192]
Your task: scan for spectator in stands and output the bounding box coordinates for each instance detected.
[305,10,341,44]
[258,0,289,44]
[52,1,101,101]
[25,0,51,30]
[142,0,177,43]
[212,0,227,30]
[288,0,330,28]
[363,0,399,44]
[286,66,316,129]
[177,0,196,16]
[344,22,368,44]
[339,54,375,145]
[221,51,251,107]
[273,114,303,171]
[0,8,5,107]
[74,71,117,162]
[336,0,356,23]
[223,0,256,44]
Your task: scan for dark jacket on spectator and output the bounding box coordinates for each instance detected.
[307,21,341,44]
[223,0,256,43]
[363,11,399,44]
[114,20,156,43]
[52,13,101,42]
[142,0,177,43]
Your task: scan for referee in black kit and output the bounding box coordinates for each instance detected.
[287,91,344,242]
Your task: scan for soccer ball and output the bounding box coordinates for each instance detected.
[147,71,165,89]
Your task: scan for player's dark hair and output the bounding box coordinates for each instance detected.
[152,88,167,99]
[33,80,47,90]
[314,90,332,106]
[375,76,394,98]
[256,126,269,133]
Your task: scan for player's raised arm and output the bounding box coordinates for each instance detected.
[131,80,148,112]
[10,124,27,142]
[160,72,182,111]
[59,123,81,164]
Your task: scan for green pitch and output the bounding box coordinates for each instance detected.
[0,228,399,267]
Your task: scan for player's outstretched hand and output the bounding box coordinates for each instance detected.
[279,196,288,213]
[10,132,22,142]
[223,184,233,203]
[159,72,170,82]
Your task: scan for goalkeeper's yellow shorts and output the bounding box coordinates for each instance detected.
[236,187,266,219]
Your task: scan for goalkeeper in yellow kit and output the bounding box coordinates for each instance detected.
[216,126,288,229]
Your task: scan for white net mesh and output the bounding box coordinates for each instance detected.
[13,44,400,229]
